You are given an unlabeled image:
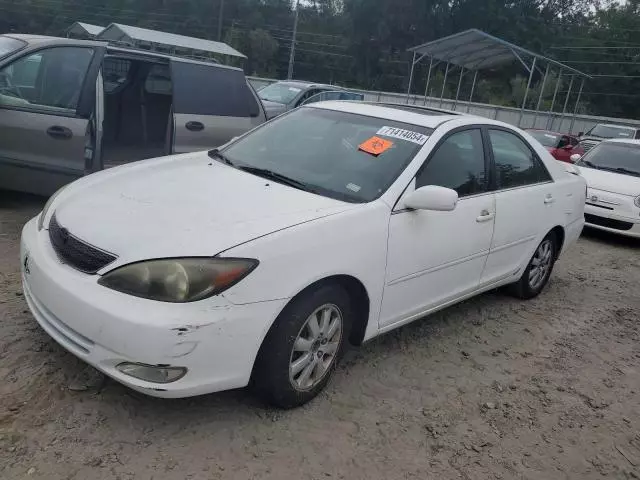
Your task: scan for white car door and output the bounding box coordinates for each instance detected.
[380,128,496,329]
[480,128,559,284]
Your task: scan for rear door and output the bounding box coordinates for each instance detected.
[0,43,105,195]
[170,60,265,153]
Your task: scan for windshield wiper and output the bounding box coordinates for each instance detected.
[208,149,233,166]
[237,166,315,193]
[597,166,640,177]
[580,160,599,169]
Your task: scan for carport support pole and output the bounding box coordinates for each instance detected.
[423,57,434,106]
[518,57,536,127]
[547,70,562,130]
[406,51,417,104]
[569,78,585,135]
[453,67,464,111]
[559,75,575,132]
[467,70,477,112]
[439,62,450,108]
[532,64,549,129]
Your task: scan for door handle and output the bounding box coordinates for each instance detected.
[476,209,495,222]
[185,121,204,132]
[544,195,555,204]
[46,126,72,140]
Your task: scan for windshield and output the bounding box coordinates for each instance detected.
[0,37,26,59]
[258,82,304,104]
[528,131,560,148]
[220,107,433,202]
[585,124,636,139]
[577,142,640,177]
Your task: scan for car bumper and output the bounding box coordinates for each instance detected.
[584,204,640,238]
[20,217,288,398]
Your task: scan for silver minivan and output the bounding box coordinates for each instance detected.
[0,34,266,195]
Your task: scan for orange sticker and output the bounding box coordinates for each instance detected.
[358,136,393,156]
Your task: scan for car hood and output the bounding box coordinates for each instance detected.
[579,165,640,197]
[260,99,288,119]
[53,152,354,266]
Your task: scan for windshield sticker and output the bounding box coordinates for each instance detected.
[346,183,361,193]
[377,126,429,145]
[358,136,393,156]
[288,87,302,93]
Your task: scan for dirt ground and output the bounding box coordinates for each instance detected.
[1,190,639,480]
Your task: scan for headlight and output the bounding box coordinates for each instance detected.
[98,257,258,302]
[37,186,66,231]
[635,196,640,208]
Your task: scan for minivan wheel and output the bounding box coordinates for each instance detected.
[252,284,352,409]
[510,232,557,299]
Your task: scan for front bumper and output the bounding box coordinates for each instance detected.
[20,217,287,398]
[584,204,640,238]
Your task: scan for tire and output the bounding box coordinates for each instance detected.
[252,284,352,409]
[509,232,558,300]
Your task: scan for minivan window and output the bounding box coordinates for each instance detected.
[0,47,93,112]
[0,37,25,59]
[171,61,259,117]
[220,107,433,203]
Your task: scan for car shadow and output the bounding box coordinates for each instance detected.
[581,226,640,250]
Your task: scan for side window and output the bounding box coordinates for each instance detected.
[416,129,487,197]
[171,61,259,117]
[488,129,551,189]
[635,130,640,140]
[0,47,93,112]
[296,89,317,107]
[103,57,131,94]
[145,64,172,95]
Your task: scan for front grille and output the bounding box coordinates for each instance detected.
[49,214,117,273]
[585,213,633,231]
[580,140,599,153]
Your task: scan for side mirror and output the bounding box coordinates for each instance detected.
[404,185,458,211]
[570,153,582,163]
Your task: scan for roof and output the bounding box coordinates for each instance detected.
[274,80,341,90]
[597,124,637,130]
[309,101,461,129]
[601,139,640,145]
[97,23,246,59]
[525,129,578,137]
[67,22,104,37]
[409,29,590,78]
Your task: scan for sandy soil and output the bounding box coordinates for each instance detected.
[1,190,639,480]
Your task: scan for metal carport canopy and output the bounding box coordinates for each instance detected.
[406,29,590,129]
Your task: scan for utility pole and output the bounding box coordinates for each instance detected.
[287,0,300,80]
[217,0,224,41]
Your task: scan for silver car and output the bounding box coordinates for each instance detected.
[257,80,363,119]
[0,34,266,195]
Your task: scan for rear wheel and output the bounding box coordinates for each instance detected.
[252,284,352,409]
[510,233,557,299]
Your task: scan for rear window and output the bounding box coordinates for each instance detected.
[171,61,260,117]
[0,37,25,59]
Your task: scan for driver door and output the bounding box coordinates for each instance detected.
[0,43,105,195]
[379,128,496,329]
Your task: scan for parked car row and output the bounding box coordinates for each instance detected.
[0,34,364,196]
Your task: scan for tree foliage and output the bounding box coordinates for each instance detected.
[0,0,638,119]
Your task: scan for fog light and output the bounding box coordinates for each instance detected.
[116,362,187,383]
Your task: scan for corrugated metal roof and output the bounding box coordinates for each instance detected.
[97,23,246,59]
[409,29,590,78]
[67,22,105,37]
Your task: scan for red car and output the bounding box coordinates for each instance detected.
[525,129,583,162]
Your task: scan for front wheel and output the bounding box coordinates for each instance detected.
[509,233,557,299]
[252,284,352,409]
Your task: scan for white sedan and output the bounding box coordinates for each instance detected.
[20,102,586,408]
[571,139,640,238]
